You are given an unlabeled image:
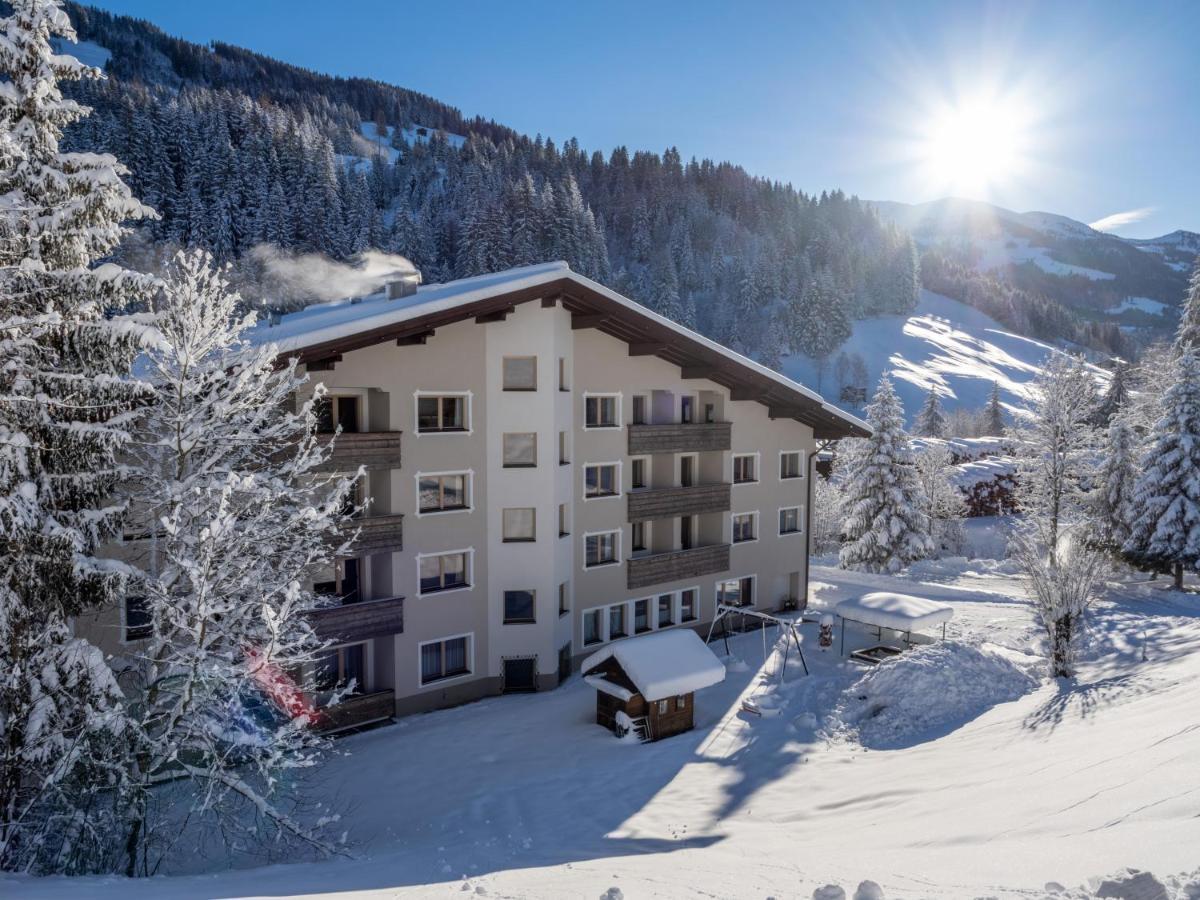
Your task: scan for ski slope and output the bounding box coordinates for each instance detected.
[782,289,1108,423]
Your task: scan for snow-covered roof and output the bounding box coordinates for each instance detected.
[835,592,954,633]
[246,261,868,438]
[581,630,726,702]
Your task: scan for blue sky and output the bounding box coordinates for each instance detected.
[89,0,1198,238]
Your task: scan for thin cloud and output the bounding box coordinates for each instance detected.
[1088,207,1156,232]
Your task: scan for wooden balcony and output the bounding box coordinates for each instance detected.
[627,543,731,591]
[340,513,404,555]
[627,422,731,455]
[318,690,395,735]
[627,482,731,522]
[314,431,402,472]
[307,594,404,643]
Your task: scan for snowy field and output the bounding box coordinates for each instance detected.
[11,556,1200,899]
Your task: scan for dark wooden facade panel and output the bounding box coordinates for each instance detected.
[627,422,732,455]
[314,432,402,472]
[627,482,731,522]
[318,689,395,734]
[626,543,731,590]
[308,595,404,643]
[339,513,404,555]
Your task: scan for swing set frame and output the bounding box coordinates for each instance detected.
[703,603,809,679]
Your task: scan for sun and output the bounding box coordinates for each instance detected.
[917,93,1033,197]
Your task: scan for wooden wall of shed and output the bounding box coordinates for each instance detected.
[647,693,694,740]
[596,690,646,732]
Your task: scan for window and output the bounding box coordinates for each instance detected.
[559,431,569,465]
[680,588,698,622]
[502,356,537,391]
[558,503,569,537]
[733,453,758,484]
[314,642,367,695]
[420,635,470,685]
[417,394,467,433]
[681,396,694,424]
[680,515,694,550]
[717,575,754,608]
[585,394,619,428]
[558,357,569,391]
[503,432,537,467]
[631,521,647,553]
[315,558,361,605]
[503,590,536,623]
[583,609,603,645]
[631,457,647,490]
[503,507,536,542]
[558,581,570,617]
[584,463,620,498]
[780,451,804,480]
[732,512,758,544]
[657,699,669,715]
[124,594,152,641]
[584,531,620,568]
[676,695,686,710]
[657,594,673,627]
[680,455,696,487]
[779,506,803,535]
[608,604,627,639]
[634,598,650,633]
[418,472,469,514]
[419,551,470,595]
[315,395,360,434]
[631,395,647,425]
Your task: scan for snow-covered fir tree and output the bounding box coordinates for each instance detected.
[838,376,934,572]
[1124,350,1200,589]
[1096,417,1138,555]
[981,382,1006,436]
[119,251,361,874]
[1090,361,1130,427]
[1174,256,1200,354]
[0,0,155,873]
[914,388,948,438]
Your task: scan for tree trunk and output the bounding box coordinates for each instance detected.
[1174,563,1184,590]
[1052,614,1074,678]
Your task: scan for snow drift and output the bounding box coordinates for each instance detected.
[825,641,1040,749]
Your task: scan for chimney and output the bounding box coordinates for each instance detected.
[386,270,422,300]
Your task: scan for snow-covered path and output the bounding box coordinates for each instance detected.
[11,567,1200,899]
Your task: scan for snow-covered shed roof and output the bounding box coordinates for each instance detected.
[835,592,954,633]
[247,261,869,439]
[581,630,726,702]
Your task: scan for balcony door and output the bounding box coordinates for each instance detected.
[680,515,694,551]
[680,455,695,488]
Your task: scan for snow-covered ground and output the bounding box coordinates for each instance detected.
[1108,296,1170,317]
[11,560,1200,899]
[783,289,1109,422]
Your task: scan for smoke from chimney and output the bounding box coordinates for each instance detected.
[251,245,420,305]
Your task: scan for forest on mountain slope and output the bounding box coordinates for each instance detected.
[58,1,1125,365]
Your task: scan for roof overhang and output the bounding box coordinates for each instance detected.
[274,269,870,440]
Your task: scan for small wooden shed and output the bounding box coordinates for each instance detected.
[581,630,726,742]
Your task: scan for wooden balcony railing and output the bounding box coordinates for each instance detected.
[317,690,395,734]
[314,431,402,472]
[626,543,731,591]
[307,594,404,643]
[627,422,731,455]
[627,482,731,522]
[338,513,404,555]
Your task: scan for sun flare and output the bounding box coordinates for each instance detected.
[917,94,1033,197]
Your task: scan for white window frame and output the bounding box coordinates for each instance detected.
[416,547,475,597]
[413,390,473,436]
[629,455,650,491]
[581,606,605,646]
[630,519,652,557]
[313,387,368,434]
[778,505,805,536]
[313,639,373,697]
[678,585,702,624]
[680,392,698,424]
[731,451,760,485]
[582,528,622,571]
[582,391,623,430]
[631,596,654,634]
[779,449,806,481]
[416,632,474,689]
[606,601,630,641]
[715,573,757,609]
[582,460,623,501]
[731,510,760,545]
[413,469,474,518]
[629,392,650,425]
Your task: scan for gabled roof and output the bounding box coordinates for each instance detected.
[249,261,869,439]
[581,629,726,702]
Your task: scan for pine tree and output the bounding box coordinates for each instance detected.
[1125,351,1200,589]
[1097,417,1137,554]
[1174,256,1200,354]
[121,251,360,874]
[0,0,155,873]
[1090,361,1130,426]
[914,388,948,438]
[914,442,965,553]
[838,376,934,572]
[981,382,1006,436]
